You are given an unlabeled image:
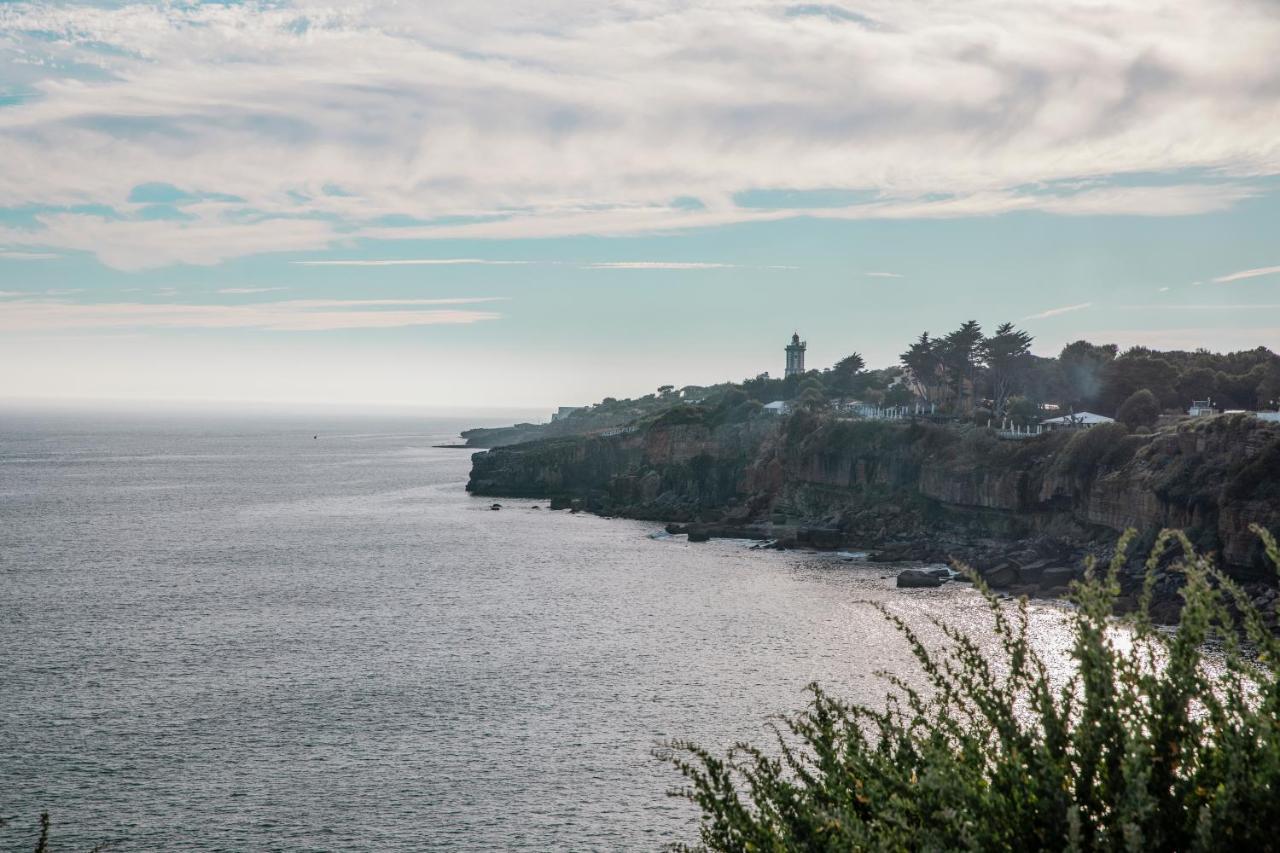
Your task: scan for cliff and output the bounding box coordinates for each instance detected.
[467,411,1280,576]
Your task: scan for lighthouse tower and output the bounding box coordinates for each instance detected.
[784,332,807,377]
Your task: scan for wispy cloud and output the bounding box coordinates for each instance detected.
[0,250,58,260]
[863,271,903,278]
[583,261,799,270]
[1213,264,1280,284]
[1020,302,1093,321]
[1116,303,1280,311]
[0,0,1276,268]
[291,259,530,267]
[216,287,287,294]
[584,261,736,270]
[0,297,505,332]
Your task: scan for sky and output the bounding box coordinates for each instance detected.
[1,0,1278,412]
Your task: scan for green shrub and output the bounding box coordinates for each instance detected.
[1226,437,1280,502]
[1117,388,1161,429]
[648,404,708,429]
[666,527,1280,852]
[1055,421,1130,481]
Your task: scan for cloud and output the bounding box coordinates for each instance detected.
[1057,326,1280,353]
[864,271,902,278]
[1020,302,1093,321]
[216,287,287,294]
[584,261,736,270]
[292,258,531,267]
[1116,303,1280,310]
[0,297,505,332]
[1213,264,1280,284]
[0,1,1278,267]
[584,261,800,270]
[0,249,58,260]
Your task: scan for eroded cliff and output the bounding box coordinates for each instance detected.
[467,411,1280,575]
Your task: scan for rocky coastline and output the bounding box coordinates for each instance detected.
[467,410,1280,627]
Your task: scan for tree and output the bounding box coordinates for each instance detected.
[883,383,914,408]
[833,352,865,375]
[940,320,984,413]
[657,384,675,397]
[1100,354,1178,413]
[1059,340,1118,410]
[982,322,1034,418]
[1175,366,1217,405]
[1117,388,1160,429]
[1258,363,1280,410]
[1006,395,1039,427]
[900,333,944,407]
[828,352,867,396]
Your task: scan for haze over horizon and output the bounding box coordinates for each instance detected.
[2,0,1278,410]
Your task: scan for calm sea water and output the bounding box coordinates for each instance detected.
[1,409,1075,851]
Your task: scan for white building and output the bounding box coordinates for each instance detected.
[763,400,791,415]
[1188,400,1217,417]
[1041,412,1115,430]
[551,406,585,422]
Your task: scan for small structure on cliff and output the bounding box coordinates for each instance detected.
[1188,399,1217,417]
[785,332,807,377]
[763,400,791,415]
[1041,411,1114,430]
[551,406,585,422]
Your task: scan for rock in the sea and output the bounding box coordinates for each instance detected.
[548,496,572,510]
[897,569,943,588]
[1016,559,1052,585]
[687,531,711,543]
[981,562,1019,589]
[1039,566,1079,590]
[490,503,502,510]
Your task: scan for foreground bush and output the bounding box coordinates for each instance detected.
[666,527,1280,851]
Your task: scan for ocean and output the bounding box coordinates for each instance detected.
[1,408,1075,850]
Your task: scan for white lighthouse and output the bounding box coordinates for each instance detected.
[784,332,807,378]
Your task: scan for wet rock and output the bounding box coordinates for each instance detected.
[797,527,844,549]
[1016,559,1052,585]
[687,530,711,543]
[1039,566,1079,590]
[981,562,1019,589]
[897,569,943,588]
[490,503,502,510]
[549,496,572,510]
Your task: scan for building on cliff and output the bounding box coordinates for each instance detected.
[551,406,585,422]
[1041,411,1115,430]
[784,332,806,377]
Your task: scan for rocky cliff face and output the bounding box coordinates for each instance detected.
[467,411,1280,575]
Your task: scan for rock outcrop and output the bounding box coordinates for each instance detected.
[468,411,1280,577]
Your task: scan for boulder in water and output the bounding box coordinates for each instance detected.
[897,569,943,588]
